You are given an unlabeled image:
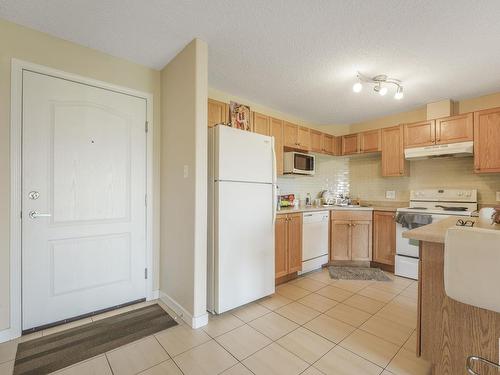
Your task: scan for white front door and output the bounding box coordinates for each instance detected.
[22,71,147,330]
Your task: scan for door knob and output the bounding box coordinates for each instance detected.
[29,211,52,219]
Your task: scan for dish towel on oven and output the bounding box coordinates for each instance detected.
[395,213,433,229]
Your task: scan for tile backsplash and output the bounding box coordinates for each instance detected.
[277,154,350,200]
[277,154,500,205]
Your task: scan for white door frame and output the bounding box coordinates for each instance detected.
[3,59,155,342]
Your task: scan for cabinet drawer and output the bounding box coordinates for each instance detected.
[331,210,372,221]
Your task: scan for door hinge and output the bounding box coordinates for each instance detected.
[20,211,23,219]
[145,268,148,279]
[145,121,149,133]
[145,194,147,206]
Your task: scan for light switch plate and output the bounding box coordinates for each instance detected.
[386,190,396,200]
[183,165,189,178]
[496,192,500,201]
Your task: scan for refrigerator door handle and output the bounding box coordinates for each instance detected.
[272,137,277,223]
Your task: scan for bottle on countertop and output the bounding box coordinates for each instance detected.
[305,193,311,207]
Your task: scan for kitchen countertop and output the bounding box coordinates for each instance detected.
[276,204,402,214]
[402,216,500,243]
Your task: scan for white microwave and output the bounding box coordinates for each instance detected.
[283,152,315,175]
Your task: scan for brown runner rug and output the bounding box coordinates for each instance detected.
[14,304,178,375]
[328,266,392,281]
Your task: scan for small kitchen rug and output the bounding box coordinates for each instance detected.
[328,266,392,281]
[13,304,178,375]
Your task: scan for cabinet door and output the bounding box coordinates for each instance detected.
[283,121,298,148]
[435,113,473,145]
[330,220,351,261]
[342,134,359,155]
[373,211,396,265]
[334,136,342,156]
[381,125,407,177]
[208,99,228,128]
[360,129,381,153]
[310,129,322,153]
[474,107,500,173]
[351,220,372,261]
[253,112,270,135]
[287,213,303,273]
[404,120,435,148]
[297,126,311,151]
[322,134,334,154]
[270,117,284,176]
[275,215,288,278]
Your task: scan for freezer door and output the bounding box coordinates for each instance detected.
[214,181,275,313]
[215,126,273,183]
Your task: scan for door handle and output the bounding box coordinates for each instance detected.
[29,211,52,219]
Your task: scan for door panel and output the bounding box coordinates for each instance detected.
[283,121,298,148]
[373,212,396,265]
[474,107,500,173]
[404,120,435,148]
[297,126,310,151]
[310,130,322,153]
[287,213,302,273]
[436,113,473,144]
[253,112,270,135]
[382,125,407,177]
[216,181,274,312]
[208,99,228,127]
[351,221,372,261]
[275,216,288,278]
[330,220,351,261]
[322,134,334,155]
[216,126,273,183]
[270,118,284,176]
[360,129,381,153]
[22,71,147,329]
[342,134,359,155]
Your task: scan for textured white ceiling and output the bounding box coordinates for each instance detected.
[2,0,500,124]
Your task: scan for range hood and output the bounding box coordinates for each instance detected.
[405,141,473,160]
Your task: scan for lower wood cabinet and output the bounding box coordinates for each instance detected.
[330,211,372,262]
[275,213,302,278]
[372,211,396,266]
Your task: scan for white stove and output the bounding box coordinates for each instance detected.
[395,189,478,279]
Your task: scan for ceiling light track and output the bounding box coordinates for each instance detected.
[353,71,404,99]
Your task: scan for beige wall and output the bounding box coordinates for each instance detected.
[0,19,162,332]
[160,39,208,323]
[208,88,350,136]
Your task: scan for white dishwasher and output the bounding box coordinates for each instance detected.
[300,211,329,274]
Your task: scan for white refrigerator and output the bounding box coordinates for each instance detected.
[208,125,276,314]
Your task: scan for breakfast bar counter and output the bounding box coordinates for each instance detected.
[403,217,500,375]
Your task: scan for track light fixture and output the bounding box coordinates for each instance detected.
[352,72,404,100]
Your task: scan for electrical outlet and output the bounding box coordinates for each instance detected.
[496,192,500,201]
[386,190,396,200]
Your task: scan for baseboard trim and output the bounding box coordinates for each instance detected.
[159,292,208,329]
[0,327,20,344]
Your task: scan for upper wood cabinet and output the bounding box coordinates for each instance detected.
[322,134,335,155]
[404,120,436,148]
[208,99,228,128]
[435,113,473,144]
[253,112,270,135]
[373,211,396,266]
[310,129,322,153]
[275,213,302,278]
[270,117,284,176]
[330,211,372,262]
[297,126,311,151]
[342,133,360,155]
[360,129,381,153]
[283,121,298,148]
[474,107,500,173]
[382,125,408,177]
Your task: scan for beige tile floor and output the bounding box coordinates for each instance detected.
[0,269,432,375]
